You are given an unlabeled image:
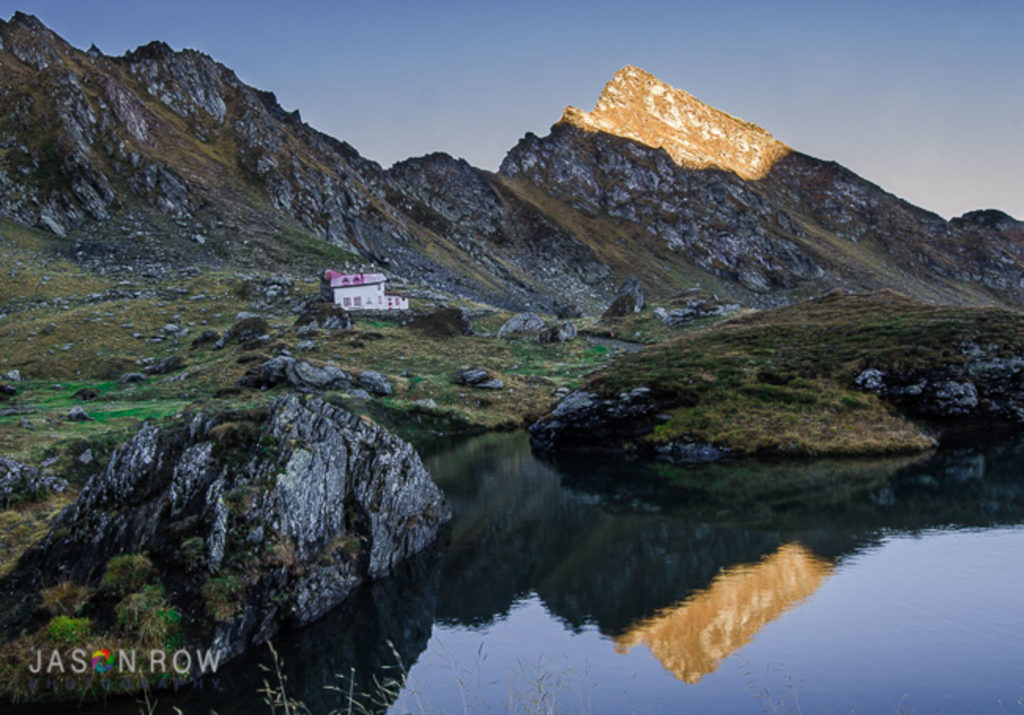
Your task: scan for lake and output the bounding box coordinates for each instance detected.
[51,431,1024,713]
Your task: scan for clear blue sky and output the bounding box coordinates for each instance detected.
[3,1,1022,219]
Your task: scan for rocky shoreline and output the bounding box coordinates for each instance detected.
[530,294,1024,463]
[0,395,450,699]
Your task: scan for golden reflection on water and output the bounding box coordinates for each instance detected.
[613,542,833,683]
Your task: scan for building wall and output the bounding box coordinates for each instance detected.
[333,283,384,309]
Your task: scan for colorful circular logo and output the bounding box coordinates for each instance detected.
[91,648,115,673]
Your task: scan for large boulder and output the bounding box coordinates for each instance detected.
[538,321,578,343]
[529,387,670,453]
[602,293,638,318]
[243,357,353,392]
[613,278,644,313]
[497,312,545,338]
[0,457,67,509]
[852,351,1024,421]
[215,317,270,349]
[0,396,451,662]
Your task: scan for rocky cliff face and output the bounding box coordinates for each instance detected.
[1,13,1022,312]
[0,13,610,311]
[1,395,450,660]
[558,66,790,181]
[501,123,825,296]
[501,68,1024,307]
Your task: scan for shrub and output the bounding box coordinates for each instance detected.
[46,616,91,646]
[116,584,182,649]
[39,581,91,616]
[101,554,157,594]
[181,536,206,571]
[201,574,244,622]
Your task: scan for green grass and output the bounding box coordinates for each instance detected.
[46,616,92,647]
[579,291,1024,456]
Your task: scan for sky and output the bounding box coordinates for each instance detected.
[3,0,1022,219]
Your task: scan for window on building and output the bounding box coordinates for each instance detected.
[354,296,361,306]
[343,297,351,307]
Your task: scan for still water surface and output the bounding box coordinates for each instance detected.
[66,432,1024,713]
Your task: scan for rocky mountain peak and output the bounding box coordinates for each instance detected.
[557,65,790,180]
[0,11,72,70]
[123,39,177,62]
[5,11,50,34]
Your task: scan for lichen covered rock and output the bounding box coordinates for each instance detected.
[1,395,451,661]
[0,457,68,508]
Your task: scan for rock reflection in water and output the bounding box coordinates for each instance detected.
[613,542,833,683]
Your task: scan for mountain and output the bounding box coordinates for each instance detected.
[501,66,1024,307]
[1,13,1022,312]
[0,12,609,312]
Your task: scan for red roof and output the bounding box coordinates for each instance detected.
[323,270,387,287]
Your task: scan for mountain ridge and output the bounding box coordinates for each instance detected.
[1,12,1022,313]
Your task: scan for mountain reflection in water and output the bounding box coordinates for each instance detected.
[39,431,1024,714]
[613,542,833,683]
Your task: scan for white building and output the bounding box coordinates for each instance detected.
[322,270,409,311]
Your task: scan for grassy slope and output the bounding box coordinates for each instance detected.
[1,219,670,619]
[586,291,1024,456]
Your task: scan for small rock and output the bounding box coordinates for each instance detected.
[145,355,186,375]
[71,387,99,401]
[295,340,316,352]
[191,329,220,348]
[67,406,92,422]
[854,368,886,391]
[453,368,504,390]
[655,441,729,464]
[413,398,438,410]
[77,449,93,465]
[3,370,22,382]
[19,417,35,430]
[294,305,352,331]
[119,372,147,384]
[453,368,490,386]
[359,371,393,396]
[347,389,372,401]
